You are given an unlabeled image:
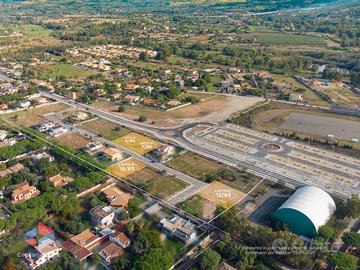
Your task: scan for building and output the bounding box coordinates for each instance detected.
[167,100,182,107]
[90,205,116,228]
[103,187,132,208]
[70,229,101,250]
[289,93,304,102]
[71,111,88,121]
[11,181,40,204]
[0,129,7,140]
[272,186,336,237]
[0,103,8,110]
[124,84,140,92]
[218,261,237,270]
[124,94,140,104]
[68,91,78,100]
[85,141,103,153]
[23,239,62,269]
[48,174,74,187]
[31,152,55,162]
[20,100,31,108]
[160,215,196,243]
[37,122,56,133]
[101,148,123,161]
[98,242,124,263]
[109,231,130,248]
[48,126,68,137]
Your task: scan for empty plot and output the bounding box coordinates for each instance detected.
[197,181,246,208]
[205,134,258,154]
[177,194,217,219]
[112,132,162,155]
[80,119,131,140]
[54,133,90,150]
[106,158,146,178]
[126,167,189,199]
[166,151,224,180]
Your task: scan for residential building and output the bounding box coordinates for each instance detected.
[160,215,196,243]
[167,100,181,107]
[48,174,74,187]
[109,231,130,248]
[289,93,304,102]
[71,111,89,121]
[20,101,31,108]
[218,261,237,270]
[69,229,101,250]
[0,129,7,140]
[124,94,140,104]
[142,98,157,106]
[11,181,40,204]
[124,84,140,92]
[98,242,123,263]
[48,126,67,137]
[23,239,62,270]
[37,122,56,133]
[90,205,116,228]
[101,148,123,161]
[0,103,8,110]
[31,152,55,162]
[85,141,103,153]
[103,187,132,208]
[68,91,78,100]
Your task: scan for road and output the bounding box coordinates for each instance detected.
[40,91,354,199]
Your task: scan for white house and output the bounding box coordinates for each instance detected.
[109,231,131,248]
[0,130,7,141]
[90,205,116,228]
[23,239,62,269]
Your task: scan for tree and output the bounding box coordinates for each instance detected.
[328,252,358,270]
[344,195,360,218]
[318,225,336,240]
[342,232,360,249]
[113,256,129,270]
[118,106,125,112]
[139,52,147,61]
[198,249,221,270]
[138,115,147,122]
[132,248,174,270]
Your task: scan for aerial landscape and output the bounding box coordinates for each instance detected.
[0,0,359,269]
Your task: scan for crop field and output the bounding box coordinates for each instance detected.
[197,181,246,208]
[112,132,162,155]
[80,119,131,140]
[106,158,146,178]
[255,33,327,46]
[166,151,224,180]
[125,167,189,199]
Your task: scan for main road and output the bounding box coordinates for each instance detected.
[40,91,348,199]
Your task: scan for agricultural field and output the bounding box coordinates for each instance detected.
[0,103,71,127]
[125,166,189,199]
[79,119,131,140]
[54,132,90,150]
[112,132,162,155]
[255,33,327,46]
[37,64,97,79]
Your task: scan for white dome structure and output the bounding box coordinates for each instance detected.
[273,186,336,237]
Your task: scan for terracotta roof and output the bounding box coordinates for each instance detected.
[111,231,129,245]
[103,187,132,207]
[70,229,99,248]
[8,163,24,173]
[99,241,123,261]
[102,148,121,158]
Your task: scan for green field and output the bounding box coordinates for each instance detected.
[255,33,327,46]
[40,64,97,79]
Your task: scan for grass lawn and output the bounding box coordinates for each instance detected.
[128,196,146,217]
[255,33,327,46]
[166,151,224,180]
[126,167,189,199]
[80,119,131,140]
[39,64,97,79]
[164,237,186,257]
[177,195,205,218]
[7,240,28,256]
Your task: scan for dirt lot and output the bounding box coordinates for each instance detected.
[79,118,131,140]
[112,132,162,155]
[106,158,146,178]
[93,95,263,127]
[197,181,246,208]
[54,133,90,150]
[125,167,188,199]
[1,103,70,127]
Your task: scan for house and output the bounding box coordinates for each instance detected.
[8,163,24,173]
[124,84,140,92]
[144,86,154,93]
[110,93,122,101]
[20,101,31,108]
[98,242,124,263]
[71,111,88,121]
[85,141,103,153]
[101,148,123,161]
[142,98,157,107]
[0,129,7,140]
[160,215,196,243]
[138,78,149,85]
[90,205,116,228]
[61,240,92,262]
[103,187,132,208]
[0,103,8,110]
[31,152,55,162]
[124,95,140,104]
[289,93,304,102]
[48,126,68,137]
[218,261,237,270]
[167,100,181,107]
[109,231,130,248]
[68,91,78,100]
[11,181,40,204]
[48,174,74,187]
[23,239,62,269]
[37,122,56,133]
[69,229,101,250]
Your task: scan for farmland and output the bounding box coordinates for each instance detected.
[255,33,327,46]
